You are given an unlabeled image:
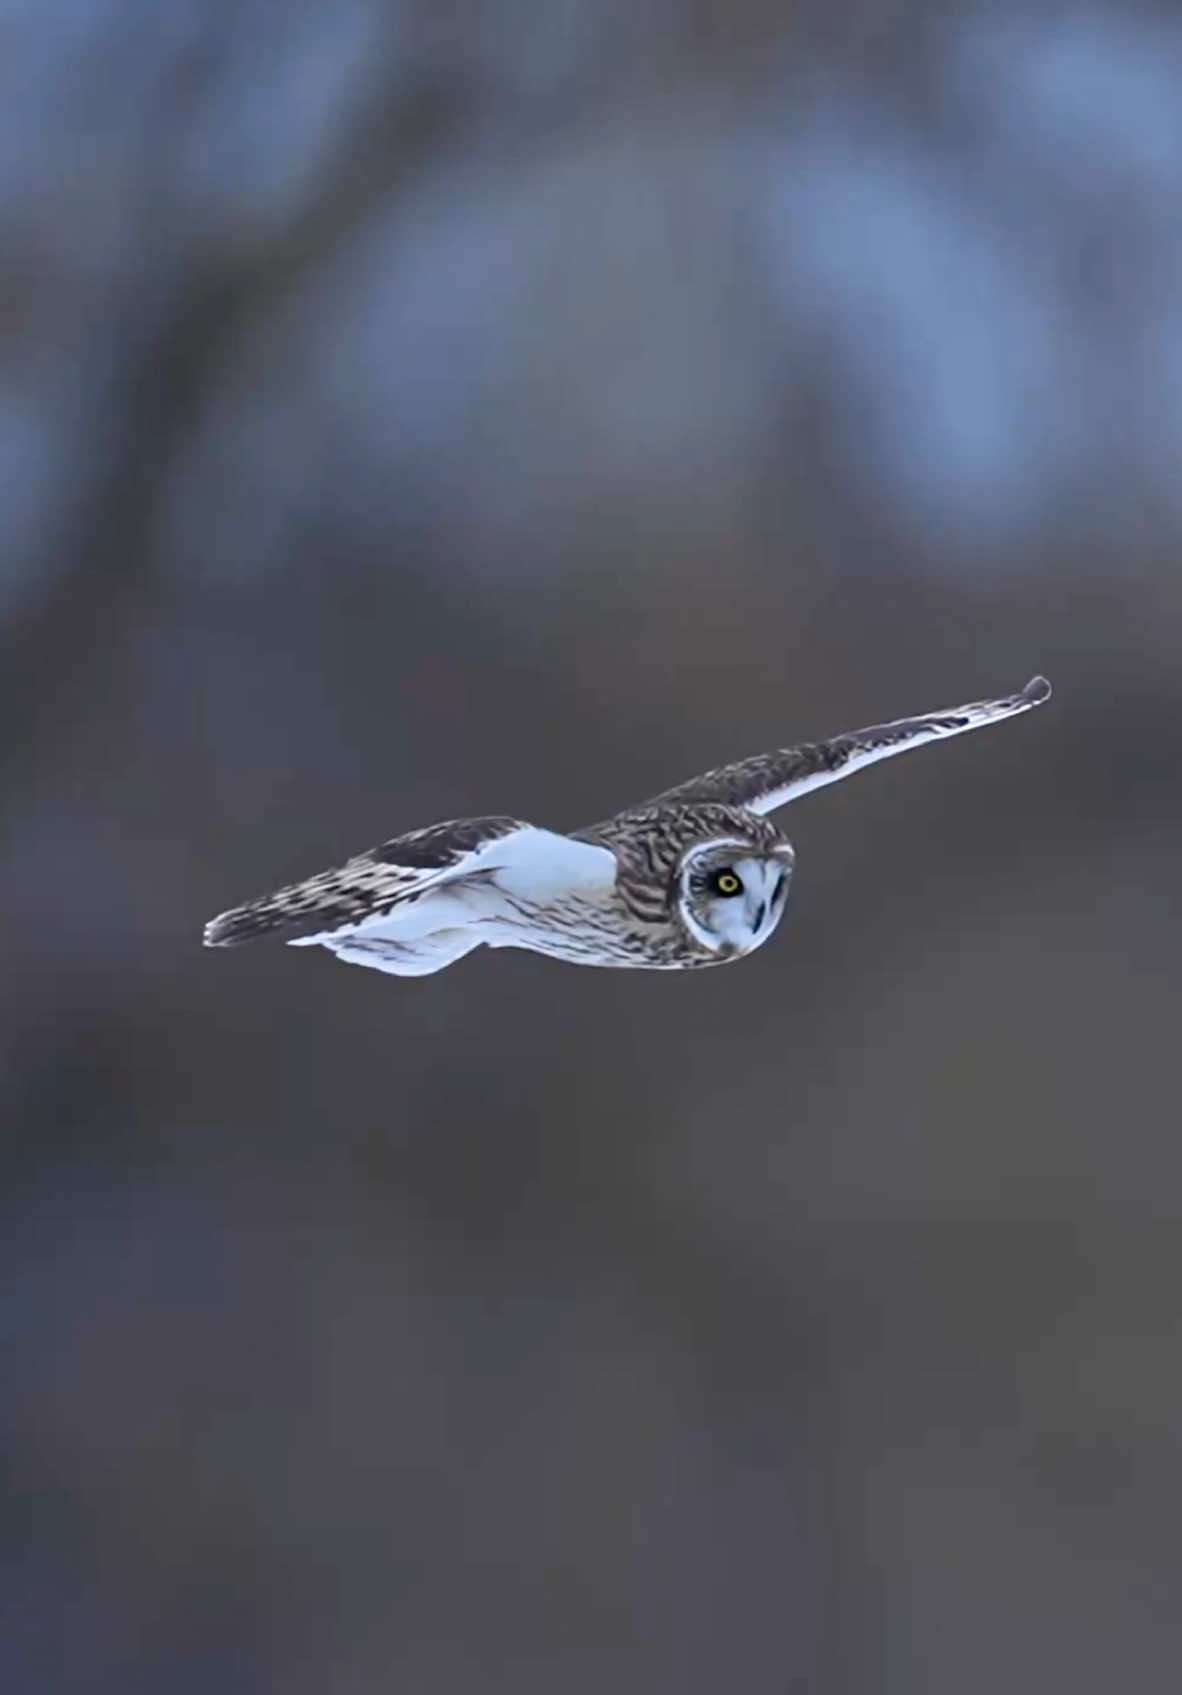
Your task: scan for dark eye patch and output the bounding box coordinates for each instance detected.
[772,871,788,903]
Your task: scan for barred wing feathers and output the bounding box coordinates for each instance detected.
[649,676,1051,817]
[203,817,614,948]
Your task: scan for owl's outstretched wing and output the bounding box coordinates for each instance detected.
[647,676,1051,817]
[203,816,615,947]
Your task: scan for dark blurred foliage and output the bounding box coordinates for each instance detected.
[3,2,1182,1690]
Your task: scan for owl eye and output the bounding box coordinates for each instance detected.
[711,869,743,897]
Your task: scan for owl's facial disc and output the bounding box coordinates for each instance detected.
[678,840,794,956]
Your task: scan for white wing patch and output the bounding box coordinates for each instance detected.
[320,929,485,978]
[484,827,617,901]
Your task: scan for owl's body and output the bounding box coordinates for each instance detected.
[204,676,1050,977]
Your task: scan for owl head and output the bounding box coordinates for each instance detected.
[676,833,795,958]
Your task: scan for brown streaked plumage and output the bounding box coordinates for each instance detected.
[203,676,1050,977]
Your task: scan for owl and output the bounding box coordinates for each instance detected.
[204,675,1050,977]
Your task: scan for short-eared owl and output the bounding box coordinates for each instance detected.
[204,676,1050,977]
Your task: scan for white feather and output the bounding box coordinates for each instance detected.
[323,930,484,977]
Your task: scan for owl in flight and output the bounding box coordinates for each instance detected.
[204,676,1050,977]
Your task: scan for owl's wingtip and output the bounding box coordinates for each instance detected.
[1021,674,1052,706]
[203,906,263,946]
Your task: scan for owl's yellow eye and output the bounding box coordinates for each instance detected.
[712,869,743,897]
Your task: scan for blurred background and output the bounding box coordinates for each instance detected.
[3,2,1181,1690]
